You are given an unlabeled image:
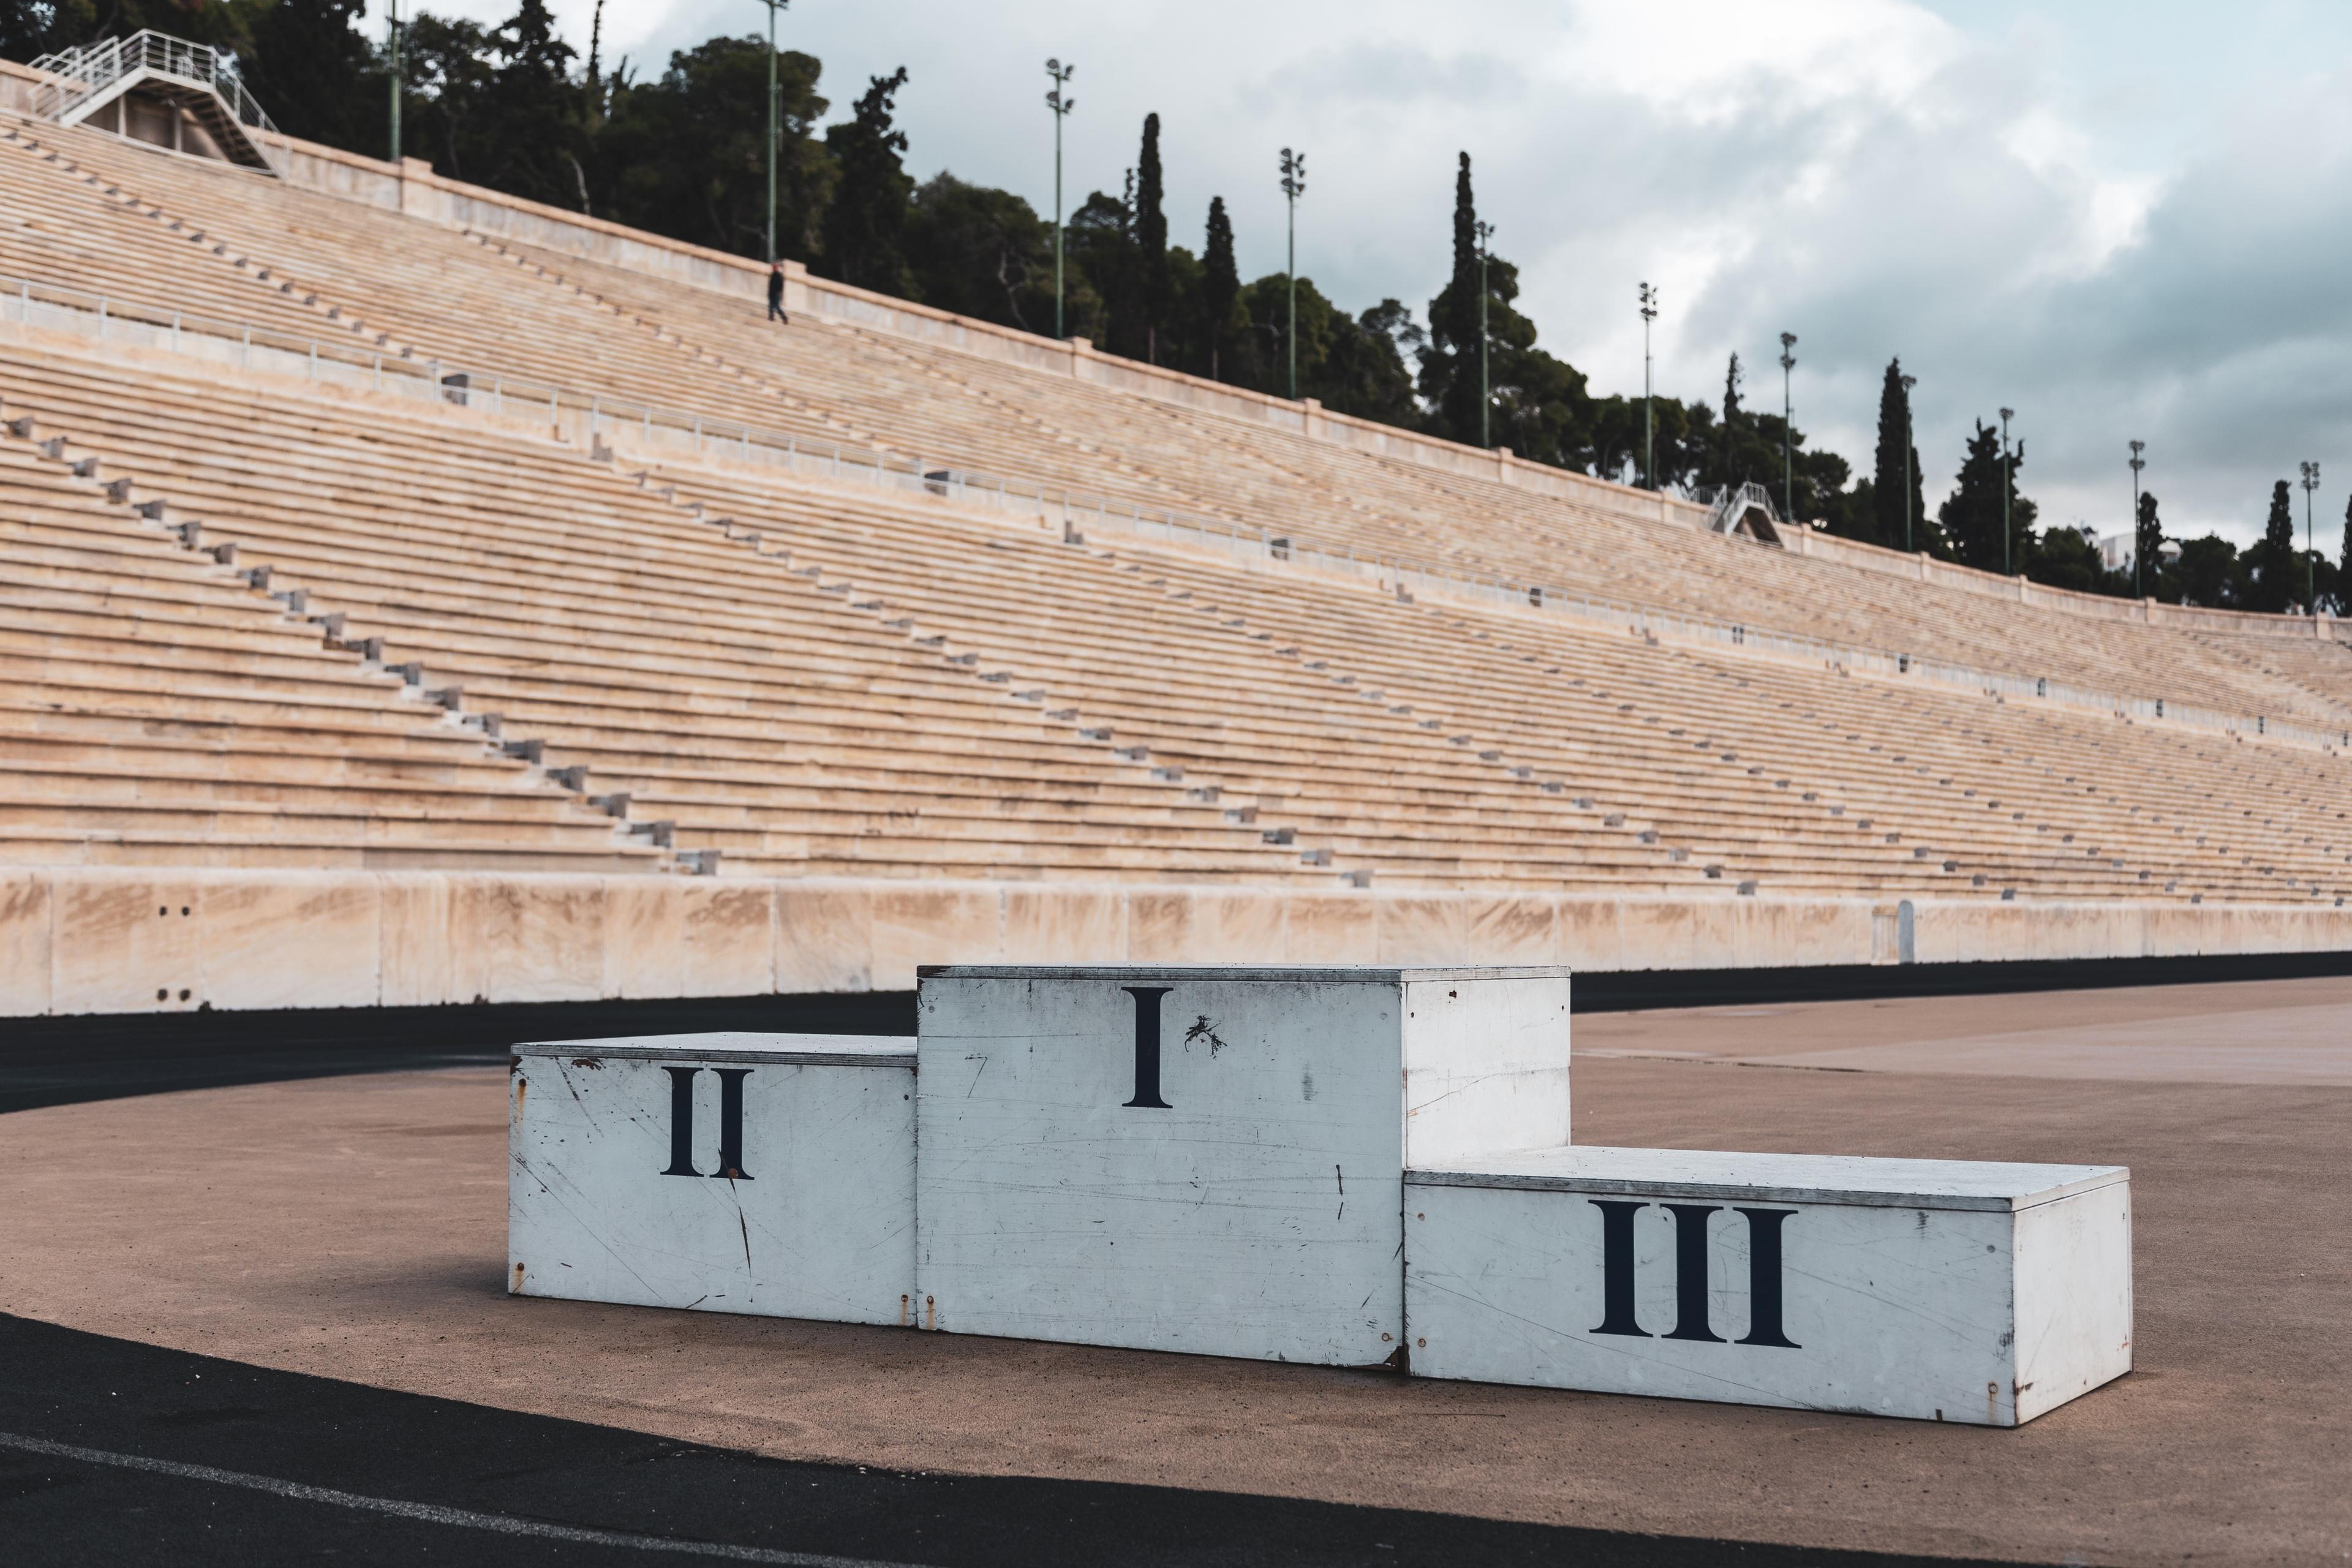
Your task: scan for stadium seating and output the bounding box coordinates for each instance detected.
[0,407,653,870]
[0,103,2347,916]
[9,110,2346,734]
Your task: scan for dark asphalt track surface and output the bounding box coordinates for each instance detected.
[0,1313,2028,1567]
[7,965,2274,1565]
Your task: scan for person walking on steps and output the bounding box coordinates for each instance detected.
[767,260,788,324]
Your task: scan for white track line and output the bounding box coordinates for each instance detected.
[0,1428,936,1567]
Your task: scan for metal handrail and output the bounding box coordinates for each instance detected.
[4,267,2346,755]
[29,30,278,136]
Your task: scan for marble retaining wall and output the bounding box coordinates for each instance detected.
[4,869,2347,1016]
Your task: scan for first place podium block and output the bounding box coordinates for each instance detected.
[914,964,1571,1365]
[509,1032,916,1325]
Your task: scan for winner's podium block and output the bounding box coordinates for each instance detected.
[509,1033,916,1325]
[1406,1147,2131,1425]
[914,965,1572,1365]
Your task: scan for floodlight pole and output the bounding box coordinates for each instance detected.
[2302,460,2321,614]
[1045,60,1074,339]
[760,1,787,264]
[1280,148,1306,401]
[387,0,402,160]
[1779,331,1797,524]
[2129,440,2146,597]
[1999,406,2016,576]
[1638,282,1657,490]
[1475,219,1494,448]
[1900,373,1917,553]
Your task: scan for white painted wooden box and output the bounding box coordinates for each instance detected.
[914,964,1571,1365]
[1405,1147,2131,1425]
[508,1032,916,1326]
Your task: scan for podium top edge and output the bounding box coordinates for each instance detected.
[1407,1145,2130,1212]
[513,1032,915,1066]
[916,964,1574,982]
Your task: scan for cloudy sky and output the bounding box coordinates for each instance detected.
[366,0,2352,549]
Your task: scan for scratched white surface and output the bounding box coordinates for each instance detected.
[1405,1153,2132,1425]
[914,966,1571,1364]
[508,1035,916,1326]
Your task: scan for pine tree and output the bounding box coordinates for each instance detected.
[480,0,587,209]
[820,66,914,295]
[1135,113,1169,365]
[1939,420,2037,573]
[1200,195,1238,381]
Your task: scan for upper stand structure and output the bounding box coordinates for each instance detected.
[29,31,279,174]
[1695,481,1787,545]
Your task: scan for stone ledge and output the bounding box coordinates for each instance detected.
[2,868,2347,1016]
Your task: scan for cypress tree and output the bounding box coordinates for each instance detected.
[1136,113,1169,365]
[1718,353,1743,484]
[2135,491,2163,594]
[1418,151,1483,447]
[1200,195,1238,381]
[2251,479,2297,612]
[2339,494,2352,612]
[1869,359,1921,549]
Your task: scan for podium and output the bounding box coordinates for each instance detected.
[505,967,2131,1423]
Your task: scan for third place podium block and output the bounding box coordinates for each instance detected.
[913,964,1572,1365]
[1405,1146,2132,1425]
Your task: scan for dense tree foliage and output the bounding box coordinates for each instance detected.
[596,40,829,261]
[818,66,913,295]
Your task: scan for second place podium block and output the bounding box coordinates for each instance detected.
[509,1032,917,1325]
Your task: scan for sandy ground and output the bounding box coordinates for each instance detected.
[6,976,2351,1566]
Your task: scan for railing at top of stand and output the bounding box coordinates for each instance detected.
[29,30,279,137]
[4,267,2348,756]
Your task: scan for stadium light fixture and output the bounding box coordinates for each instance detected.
[386,0,402,162]
[2301,460,2321,614]
[1999,406,2016,576]
[758,1,789,266]
[2128,440,2147,597]
[1280,148,1306,401]
[1045,60,1075,340]
[1638,282,1657,491]
[1899,372,1917,554]
[1475,219,1495,448]
[1779,332,1797,525]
